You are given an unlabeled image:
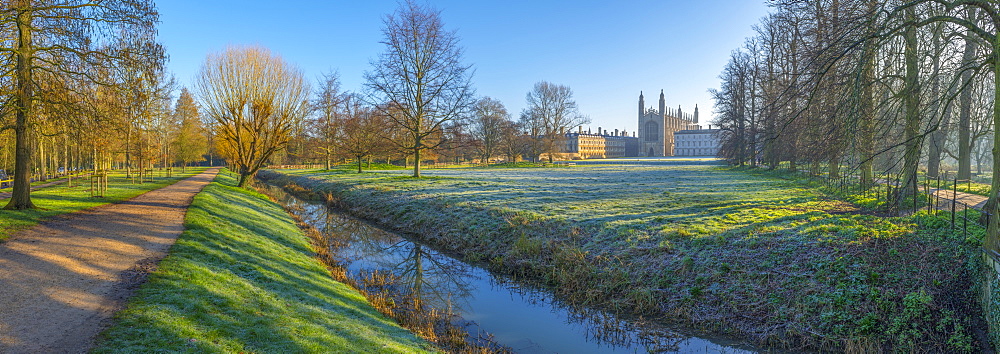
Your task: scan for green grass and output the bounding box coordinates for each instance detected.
[262,164,986,352]
[0,172,90,193]
[92,169,433,353]
[0,168,209,241]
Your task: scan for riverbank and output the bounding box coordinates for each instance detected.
[92,170,433,353]
[260,165,987,352]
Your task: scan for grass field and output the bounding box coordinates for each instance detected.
[0,168,208,241]
[93,170,433,353]
[263,163,986,352]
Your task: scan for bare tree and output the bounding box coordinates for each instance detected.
[331,94,391,173]
[196,45,311,187]
[364,0,474,177]
[470,97,510,164]
[312,71,345,170]
[522,81,589,163]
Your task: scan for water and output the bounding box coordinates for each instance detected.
[260,183,757,353]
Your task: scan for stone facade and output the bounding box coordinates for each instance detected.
[563,129,639,159]
[637,90,699,157]
[674,127,721,156]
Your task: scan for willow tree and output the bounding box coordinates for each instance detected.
[364,0,474,177]
[1,0,160,209]
[196,46,310,187]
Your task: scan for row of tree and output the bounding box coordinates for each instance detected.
[709,0,1000,249]
[276,1,590,178]
[0,1,212,209]
[0,0,592,208]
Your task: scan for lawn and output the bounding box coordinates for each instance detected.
[262,163,986,352]
[0,168,209,241]
[92,169,433,353]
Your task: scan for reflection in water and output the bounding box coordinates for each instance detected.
[324,208,477,311]
[261,182,757,353]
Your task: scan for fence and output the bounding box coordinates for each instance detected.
[802,168,1000,348]
[266,164,325,170]
[803,169,989,232]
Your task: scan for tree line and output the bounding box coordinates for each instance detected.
[710,1,1000,249]
[270,1,590,179]
[0,0,589,208]
[0,1,210,209]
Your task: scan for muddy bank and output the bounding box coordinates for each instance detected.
[258,169,988,352]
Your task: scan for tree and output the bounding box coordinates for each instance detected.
[312,72,345,170]
[1,0,160,209]
[172,88,207,171]
[522,81,589,163]
[196,45,310,188]
[470,97,510,164]
[498,119,523,163]
[364,0,474,177]
[331,94,391,173]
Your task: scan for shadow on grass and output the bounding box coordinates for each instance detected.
[93,170,430,353]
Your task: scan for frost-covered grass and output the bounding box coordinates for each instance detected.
[265,164,987,352]
[284,165,844,249]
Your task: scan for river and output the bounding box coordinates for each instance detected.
[259,182,759,353]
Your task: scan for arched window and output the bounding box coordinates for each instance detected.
[644,121,658,142]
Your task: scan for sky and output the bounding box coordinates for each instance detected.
[157,1,772,134]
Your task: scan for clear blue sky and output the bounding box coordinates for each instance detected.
[158,1,771,134]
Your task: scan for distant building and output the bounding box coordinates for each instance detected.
[562,127,639,159]
[674,127,722,156]
[638,90,699,156]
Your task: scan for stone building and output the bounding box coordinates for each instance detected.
[562,128,639,159]
[638,90,699,156]
[674,127,721,156]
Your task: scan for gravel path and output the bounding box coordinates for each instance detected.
[0,168,220,353]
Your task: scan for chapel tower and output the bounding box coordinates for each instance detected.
[637,90,698,157]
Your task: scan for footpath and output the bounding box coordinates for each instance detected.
[927,188,989,210]
[0,168,220,353]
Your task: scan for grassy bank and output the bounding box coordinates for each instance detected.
[0,168,208,241]
[93,170,433,353]
[260,165,987,352]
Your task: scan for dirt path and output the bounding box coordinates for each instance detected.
[868,176,989,210]
[927,188,989,210]
[0,168,220,353]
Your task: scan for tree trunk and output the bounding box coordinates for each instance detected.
[898,6,922,208]
[237,172,251,188]
[5,5,35,210]
[927,66,957,178]
[957,29,979,181]
[357,155,363,173]
[413,146,422,177]
[983,39,1000,251]
[859,58,875,187]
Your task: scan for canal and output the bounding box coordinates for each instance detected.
[259,182,758,353]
